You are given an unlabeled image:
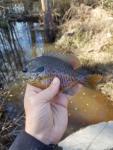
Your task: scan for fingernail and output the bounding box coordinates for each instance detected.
[52,77,60,84]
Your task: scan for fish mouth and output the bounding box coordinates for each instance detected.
[23,72,53,89]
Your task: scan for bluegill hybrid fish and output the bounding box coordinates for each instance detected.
[23,53,102,95]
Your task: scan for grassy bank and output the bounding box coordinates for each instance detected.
[56,4,113,100]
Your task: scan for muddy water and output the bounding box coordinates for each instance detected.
[65,86,113,136]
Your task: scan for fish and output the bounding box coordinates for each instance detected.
[23,53,103,95]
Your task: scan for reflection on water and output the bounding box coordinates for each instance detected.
[11,22,56,58]
[0,21,45,86]
[14,22,32,54]
[14,22,44,58]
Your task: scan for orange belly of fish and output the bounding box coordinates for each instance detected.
[28,76,78,93]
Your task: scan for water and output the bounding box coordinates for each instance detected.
[1,21,113,138]
[60,86,113,137]
[13,22,45,58]
[0,21,46,86]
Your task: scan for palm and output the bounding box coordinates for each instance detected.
[35,93,68,144]
[25,78,81,145]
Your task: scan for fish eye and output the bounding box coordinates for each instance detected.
[36,66,44,73]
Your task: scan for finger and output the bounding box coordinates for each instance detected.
[37,77,60,102]
[65,83,83,96]
[58,84,82,108]
[72,83,83,94]
[53,93,69,108]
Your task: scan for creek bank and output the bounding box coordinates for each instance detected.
[56,4,113,101]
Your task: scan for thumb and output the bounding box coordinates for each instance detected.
[37,77,60,102]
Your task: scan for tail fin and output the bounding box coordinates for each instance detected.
[85,74,103,88]
[75,65,104,87]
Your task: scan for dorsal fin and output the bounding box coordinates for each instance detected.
[43,52,80,69]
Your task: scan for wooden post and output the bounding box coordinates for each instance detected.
[41,0,56,43]
[41,0,48,12]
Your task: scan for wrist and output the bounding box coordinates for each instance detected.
[25,130,62,149]
[25,128,52,145]
[19,131,61,150]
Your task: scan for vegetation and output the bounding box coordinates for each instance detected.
[56,2,113,100]
[100,0,113,10]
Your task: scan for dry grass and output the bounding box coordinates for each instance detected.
[56,4,113,100]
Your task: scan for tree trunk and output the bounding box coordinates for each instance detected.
[41,0,56,43]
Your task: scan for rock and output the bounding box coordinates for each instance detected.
[59,121,113,150]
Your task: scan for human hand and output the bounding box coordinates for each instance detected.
[24,77,82,145]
